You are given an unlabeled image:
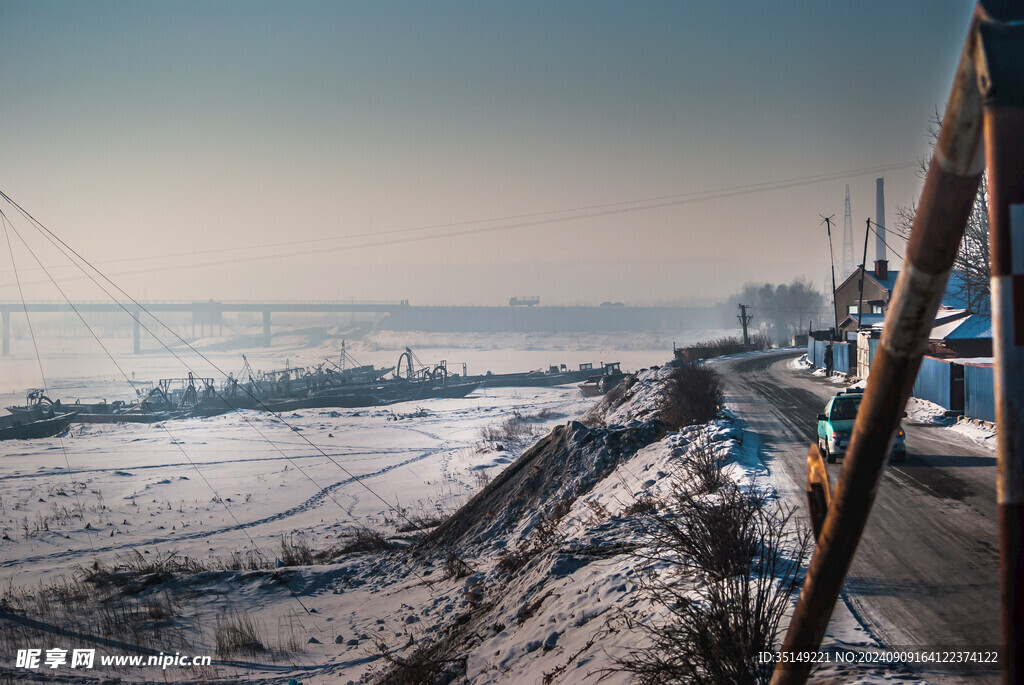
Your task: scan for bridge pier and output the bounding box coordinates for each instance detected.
[2,310,9,356]
[263,309,272,347]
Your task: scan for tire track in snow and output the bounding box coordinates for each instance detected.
[0,448,424,483]
[0,445,449,569]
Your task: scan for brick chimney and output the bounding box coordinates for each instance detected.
[874,259,888,280]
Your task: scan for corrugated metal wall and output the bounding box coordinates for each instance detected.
[813,340,826,368]
[833,342,850,374]
[800,337,992,423]
[964,363,995,422]
[912,356,952,409]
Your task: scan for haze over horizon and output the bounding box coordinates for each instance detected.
[0,1,974,306]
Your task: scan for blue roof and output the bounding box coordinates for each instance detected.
[942,271,991,312]
[945,314,992,340]
[867,269,991,313]
[868,270,898,292]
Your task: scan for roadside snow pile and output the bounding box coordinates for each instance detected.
[380,360,920,685]
[587,365,670,426]
[905,397,954,426]
[951,417,997,450]
[368,363,801,685]
[790,353,814,371]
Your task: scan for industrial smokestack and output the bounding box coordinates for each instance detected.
[875,177,887,262]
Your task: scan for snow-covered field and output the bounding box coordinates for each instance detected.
[0,329,678,681]
[0,386,591,585]
[0,335,925,683]
[2,329,701,581]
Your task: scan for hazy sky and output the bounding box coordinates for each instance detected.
[0,1,974,305]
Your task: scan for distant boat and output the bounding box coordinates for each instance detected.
[0,410,79,441]
[468,362,598,388]
[264,378,481,412]
[578,362,627,397]
[7,389,171,424]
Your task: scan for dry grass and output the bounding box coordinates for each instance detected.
[0,557,200,666]
[480,407,557,445]
[279,533,316,566]
[339,528,395,554]
[215,609,267,658]
[0,541,333,670]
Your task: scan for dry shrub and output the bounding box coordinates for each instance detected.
[689,335,772,352]
[617,474,810,684]
[659,362,723,431]
[682,430,730,495]
[646,483,766,580]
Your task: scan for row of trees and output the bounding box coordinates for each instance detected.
[722,278,828,345]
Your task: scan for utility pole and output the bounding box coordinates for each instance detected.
[737,303,753,345]
[820,214,839,338]
[857,217,871,329]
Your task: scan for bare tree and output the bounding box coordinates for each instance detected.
[736,278,827,343]
[895,113,990,314]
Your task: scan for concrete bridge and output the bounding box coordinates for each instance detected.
[0,299,409,355]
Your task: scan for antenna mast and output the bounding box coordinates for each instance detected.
[842,185,855,278]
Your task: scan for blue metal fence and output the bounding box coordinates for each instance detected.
[801,335,992,423]
[813,339,826,368]
[912,356,952,409]
[833,342,850,374]
[963,363,995,422]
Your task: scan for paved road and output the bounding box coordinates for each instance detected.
[718,351,1000,685]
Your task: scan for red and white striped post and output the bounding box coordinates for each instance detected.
[978,10,1024,681]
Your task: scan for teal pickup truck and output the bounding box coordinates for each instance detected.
[816,388,906,464]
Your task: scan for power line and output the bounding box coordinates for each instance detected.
[2,210,327,619]
[0,209,97,557]
[0,161,917,287]
[1,188,473,589]
[866,219,906,262]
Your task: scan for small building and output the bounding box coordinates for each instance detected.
[928,313,993,358]
[834,260,897,338]
[835,260,992,358]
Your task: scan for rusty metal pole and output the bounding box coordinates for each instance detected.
[771,6,988,684]
[977,8,1024,682]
